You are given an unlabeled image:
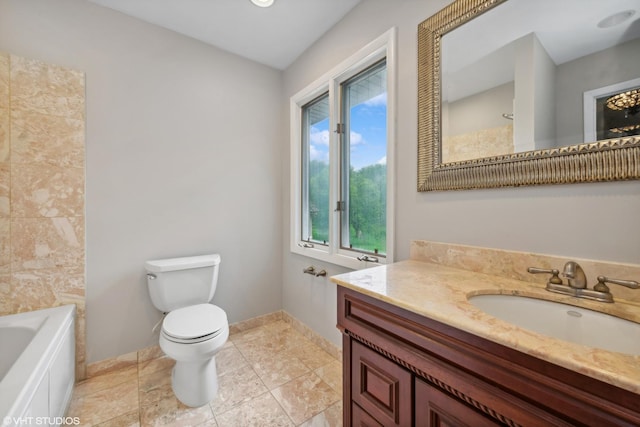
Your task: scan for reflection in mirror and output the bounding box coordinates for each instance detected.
[441,0,640,163]
[587,78,640,142]
[417,0,640,191]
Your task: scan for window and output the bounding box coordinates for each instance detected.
[301,93,330,246]
[340,60,387,256]
[291,29,395,269]
[583,77,640,143]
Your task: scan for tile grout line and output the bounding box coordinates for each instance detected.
[218,327,309,426]
[72,318,342,426]
[230,323,340,425]
[209,347,297,425]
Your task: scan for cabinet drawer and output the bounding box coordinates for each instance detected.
[351,340,412,427]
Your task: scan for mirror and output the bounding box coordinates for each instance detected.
[417,0,640,191]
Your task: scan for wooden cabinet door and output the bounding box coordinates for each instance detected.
[415,377,502,427]
[352,402,384,427]
[351,340,412,427]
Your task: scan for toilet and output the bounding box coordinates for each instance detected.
[145,254,229,407]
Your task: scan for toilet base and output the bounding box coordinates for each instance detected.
[171,357,218,407]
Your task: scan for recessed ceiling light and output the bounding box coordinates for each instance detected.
[597,10,636,28]
[251,0,274,7]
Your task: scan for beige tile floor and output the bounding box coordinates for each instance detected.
[68,320,343,426]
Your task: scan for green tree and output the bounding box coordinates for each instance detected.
[348,163,386,253]
[308,160,329,242]
[307,160,386,252]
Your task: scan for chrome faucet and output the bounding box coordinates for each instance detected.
[562,261,587,289]
[528,261,639,303]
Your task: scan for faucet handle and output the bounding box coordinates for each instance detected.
[593,276,640,292]
[527,267,563,284]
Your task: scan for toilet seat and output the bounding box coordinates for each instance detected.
[162,303,227,344]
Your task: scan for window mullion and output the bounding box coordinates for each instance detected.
[339,83,351,252]
[328,79,341,255]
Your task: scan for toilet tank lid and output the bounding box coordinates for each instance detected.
[145,254,221,272]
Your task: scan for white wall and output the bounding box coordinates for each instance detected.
[445,82,514,136]
[555,38,640,147]
[2,0,639,362]
[282,0,640,347]
[514,33,556,151]
[531,33,556,150]
[0,0,284,363]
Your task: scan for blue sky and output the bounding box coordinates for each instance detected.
[310,93,387,170]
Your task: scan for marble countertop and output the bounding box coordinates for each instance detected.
[330,260,640,395]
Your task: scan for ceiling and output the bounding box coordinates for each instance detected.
[443,0,640,101]
[88,0,361,70]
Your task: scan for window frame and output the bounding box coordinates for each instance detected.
[290,28,396,269]
[300,92,331,247]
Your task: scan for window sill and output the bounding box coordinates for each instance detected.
[291,243,388,270]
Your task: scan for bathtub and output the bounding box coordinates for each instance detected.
[0,305,75,427]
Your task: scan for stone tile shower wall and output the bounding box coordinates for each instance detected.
[442,123,514,163]
[0,53,86,380]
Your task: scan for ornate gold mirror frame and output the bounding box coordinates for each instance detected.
[417,0,640,191]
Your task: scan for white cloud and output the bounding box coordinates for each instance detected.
[310,127,330,146]
[311,127,365,147]
[377,156,387,165]
[309,144,328,163]
[365,93,387,107]
[350,131,364,146]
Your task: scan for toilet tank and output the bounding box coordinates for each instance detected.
[145,254,221,312]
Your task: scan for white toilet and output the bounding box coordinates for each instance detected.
[145,254,229,407]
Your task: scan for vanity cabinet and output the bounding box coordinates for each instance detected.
[338,286,640,427]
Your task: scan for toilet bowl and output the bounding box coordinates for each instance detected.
[158,303,228,406]
[145,255,229,407]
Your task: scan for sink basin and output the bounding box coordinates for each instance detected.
[468,294,640,356]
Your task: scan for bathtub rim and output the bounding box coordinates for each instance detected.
[0,304,76,421]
